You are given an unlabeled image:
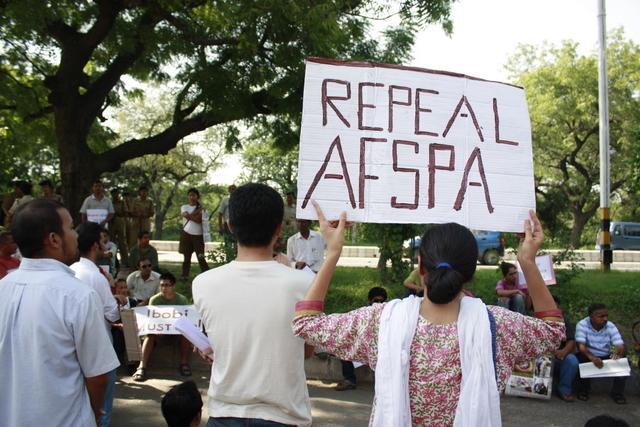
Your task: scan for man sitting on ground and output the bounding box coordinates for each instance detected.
[496,262,530,314]
[575,303,628,404]
[126,257,160,306]
[287,218,325,273]
[0,229,20,279]
[128,230,159,272]
[161,380,203,427]
[194,183,314,427]
[133,272,192,382]
[552,296,579,402]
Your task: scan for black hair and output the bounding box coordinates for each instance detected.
[76,222,104,256]
[138,230,150,239]
[160,271,176,285]
[15,180,32,195]
[11,199,64,258]
[39,179,54,188]
[0,231,13,245]
[418,223,478,304]
[187,187,200,198]
[101,228,110,237]
[115,277,126,285]
[229,183,283,247]
[585,415,630,427]
[367,286,388,302]
[588,303,606,316]
[92,179,103,186]
[161,380,202,427]
[499,261,516,277]
[138,257,151,267]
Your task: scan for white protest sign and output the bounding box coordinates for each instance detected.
[86,208,108,225]
[296,58,535,232]
[517,254,557,286]
[133,305,202,336]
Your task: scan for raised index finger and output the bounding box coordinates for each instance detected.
[311,200,326,224]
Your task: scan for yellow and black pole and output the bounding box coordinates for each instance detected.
[598,0,612,272]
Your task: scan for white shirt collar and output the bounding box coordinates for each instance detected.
[19,257,76,276]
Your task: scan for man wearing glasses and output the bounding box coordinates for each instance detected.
[126,257,160,306]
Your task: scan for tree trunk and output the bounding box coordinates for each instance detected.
[569,210,592,249]
[154,212,164,240]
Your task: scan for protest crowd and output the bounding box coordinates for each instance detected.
[0,177,633,427]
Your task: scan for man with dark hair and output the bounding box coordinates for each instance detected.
[133,271,192,382]
[161,381,203,427]
[131,185,154,238]
[6,180,34,225]
[109,188,129,266]
[282,190,297,241]
[575,303,628,404]
[287,218,326,272]
[128,230,159,271]
[39,179,64,204]
[80,180,114,228]
[71,222,125,427]
[126,256,160,306]
[0,199,119,426]
[194,183,313,427]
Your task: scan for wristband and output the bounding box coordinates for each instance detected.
[295,300,324,316]
[535,309,563,321]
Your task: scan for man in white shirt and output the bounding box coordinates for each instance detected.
[194,183,313,427]
[287,219,326,272]
[126,256,161,305]
[0,199,119,427]
[72,222,127,427]
[80,180,115,228]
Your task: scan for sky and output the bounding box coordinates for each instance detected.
[215,0,640,184]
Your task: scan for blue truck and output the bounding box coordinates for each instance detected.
[407,230,505,265]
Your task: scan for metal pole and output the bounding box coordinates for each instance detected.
[598,0,612,271]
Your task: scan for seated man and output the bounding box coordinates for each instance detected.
[126,257,161,306]
[133,272,192,382]
[552,296,579,402]
[128,230,159,271]
[286,219,325,272]
[97,229,118,277]
[403,267,424,297]
[161,380,203,427]
[0,230,20,279]
[495,262,530,314]
[336,287,388,391]
[575,303,628,404]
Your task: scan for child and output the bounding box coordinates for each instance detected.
[161,381,203,427]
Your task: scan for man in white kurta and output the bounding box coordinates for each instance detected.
[0,199,119,427]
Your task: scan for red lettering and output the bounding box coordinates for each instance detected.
[359,137,387,208]
[454,147,494,213]
[493,98,519,146]
[442,96,484,142]
[415,88,439,137]
[322,79,351,127]
[302,136,356,209]
[388,85,411,133]
[428,143,455,209]
[358,82,384,131]
[391,140,420,209]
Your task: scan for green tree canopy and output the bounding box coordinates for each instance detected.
[506,30,640,247]
[0,0,454,217]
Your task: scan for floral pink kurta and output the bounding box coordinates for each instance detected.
[293,303,564,426]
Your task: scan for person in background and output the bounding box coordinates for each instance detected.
[80,180,114,228]
[217,184,237,256]
[161,381,203,427]
[132,272,192,382]
[128,230,159,272]
[287,219,325,273]
[575,303,628,404]
[282,190,297,242]
[109,188,129,267]
[335,286,388,391]
[0,229,20,278]
[131,185,154,238]
[179,187,209,280]
[0,199,119,426]
[124,191,138,250]
[584,415,630,427]
[97,229,118,277]
[126,257,161,306]
[496,261,531,314]
[403,267,424,297]
[552,296,579,402]
[39,179,64,204]
[6,180,34,225]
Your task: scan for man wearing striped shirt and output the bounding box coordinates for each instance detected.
[575,303,627,404]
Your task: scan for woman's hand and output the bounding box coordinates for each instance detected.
[312,200,346,259]
[517,209,544,264]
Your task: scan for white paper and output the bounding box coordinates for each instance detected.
[175,316,212,354]
[579,358,630,378]
[133,305,202,336]
[517,254,557,286]
[296,58,535,232]
[302,265,316,276]
[86,208,108,225]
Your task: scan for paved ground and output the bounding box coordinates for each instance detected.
[112,368,639,427]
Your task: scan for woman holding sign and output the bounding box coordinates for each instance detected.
[293,202,564,426]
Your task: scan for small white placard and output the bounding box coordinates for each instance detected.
[133,305,202,336]
[86,208,108,225]
[517,254,557,286]
[579,358,630,378]
[296,58,535,232]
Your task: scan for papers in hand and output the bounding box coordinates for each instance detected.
[302,265,316,276]
[579,358,630,378]
[175,316,212,359]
